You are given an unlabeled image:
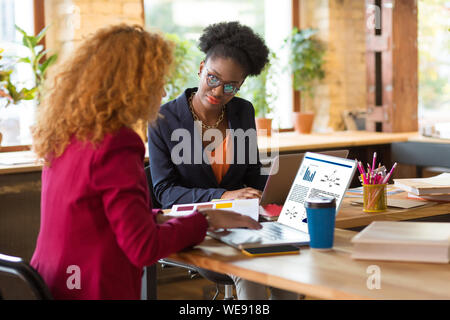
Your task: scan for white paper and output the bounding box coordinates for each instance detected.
[170,198,259,221]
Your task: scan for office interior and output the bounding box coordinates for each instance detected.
[0,0,449,300]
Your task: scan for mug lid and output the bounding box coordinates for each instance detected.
[304,195,336,208]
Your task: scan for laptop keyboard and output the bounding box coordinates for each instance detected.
[258,223,302,241]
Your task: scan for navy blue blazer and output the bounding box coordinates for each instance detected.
[148,88,267,209]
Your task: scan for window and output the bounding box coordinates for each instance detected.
[418,0,450,128]
[0,0,35,146]
[144,0,293,129]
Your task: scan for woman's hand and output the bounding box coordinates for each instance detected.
[199,209,262,231]
[220,187,262,200]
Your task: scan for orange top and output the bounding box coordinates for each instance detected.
[209,134,231,184]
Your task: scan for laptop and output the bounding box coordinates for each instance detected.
[260,150,349,206]
[208,152,357,250]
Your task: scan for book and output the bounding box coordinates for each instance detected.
[393,173,450,195]
[351,221,450,263]
[408,193,450,202]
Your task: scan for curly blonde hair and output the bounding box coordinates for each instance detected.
[32,24,173,165]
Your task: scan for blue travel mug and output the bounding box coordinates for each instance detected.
[305,196,336,250]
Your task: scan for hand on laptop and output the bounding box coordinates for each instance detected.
[199,209,262,231]
[221,187,262,200]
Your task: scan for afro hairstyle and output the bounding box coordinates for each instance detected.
[198,21,269,76]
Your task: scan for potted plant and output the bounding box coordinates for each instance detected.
[163,33,202,103]
[0,48,11,145]
[136,33,200,142]
[0,26,57,145]
[285,28,325,134]
[240,51,278,137]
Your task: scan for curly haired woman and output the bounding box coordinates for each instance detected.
[148,21,298,300]
[30,24,260,300]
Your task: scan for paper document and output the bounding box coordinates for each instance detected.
[170,198,259,221]
[351,198,429,209]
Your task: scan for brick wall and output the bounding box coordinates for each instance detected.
[45,0,144,60]
[300,0,367,131]
[44,0,147,140]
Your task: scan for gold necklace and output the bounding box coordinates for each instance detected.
[188,92,226,129]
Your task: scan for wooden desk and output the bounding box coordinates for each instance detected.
[336,192,450,229]
[166,193,450,300]
[257,131,416,154]
[169,229,450,300]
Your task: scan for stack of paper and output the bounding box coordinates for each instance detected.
[394,173,450,202]
[351,221,450,263]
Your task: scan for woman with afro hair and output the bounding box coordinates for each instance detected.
[148,21,298,300]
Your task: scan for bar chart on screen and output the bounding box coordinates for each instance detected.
[303,167,316,182]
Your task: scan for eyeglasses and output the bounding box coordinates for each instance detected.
[204,69,240,95]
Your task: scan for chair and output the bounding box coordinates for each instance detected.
[0,253,53,300]
[144,165,235,300]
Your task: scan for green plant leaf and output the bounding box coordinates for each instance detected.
[20,87,37,100]
[14,25,28,37]
[17,57,31,64]
[35,25,50,44]
[35,50,48,65]
[285,27,325,98]
[2,25,58,107]
[163,33,201,103]
[22,35,35,50]
[39,53,57,74]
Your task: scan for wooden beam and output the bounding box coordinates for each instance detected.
[33,0,45,37]
[392,0,418,132]
[292,0,301,112]
[365,0,418,133]
[141,0,146,25]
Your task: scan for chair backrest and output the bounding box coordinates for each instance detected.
[0,253,53,300]
[144,165,161,209]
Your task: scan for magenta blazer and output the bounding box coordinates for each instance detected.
[31,127,207,299]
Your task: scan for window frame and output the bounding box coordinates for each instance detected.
[0,0,44,152]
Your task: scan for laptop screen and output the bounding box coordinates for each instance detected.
[277,152,357,233]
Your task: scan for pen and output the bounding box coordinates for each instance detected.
[360,162,368,184]
[381,162,398,184]
[372,152,377,179]
[356,160,367,184]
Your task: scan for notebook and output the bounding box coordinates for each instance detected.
[208,152,357,249]
[393,173,450,196]
[260,149,349,206]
